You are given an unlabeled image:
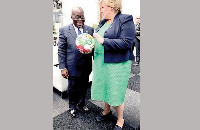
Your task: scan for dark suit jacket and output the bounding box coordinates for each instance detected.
[96,12,135,63]
[135,23,140,36]
[135,23,140,41]
[58,24,94,77]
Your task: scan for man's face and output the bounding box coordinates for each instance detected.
[71,10,85,28]
[135,16,140,24]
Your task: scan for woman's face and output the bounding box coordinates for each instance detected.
[100,1,112,19]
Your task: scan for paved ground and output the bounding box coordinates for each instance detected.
[53,60,140,130]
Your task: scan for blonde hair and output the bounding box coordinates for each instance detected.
[99,0,122,13]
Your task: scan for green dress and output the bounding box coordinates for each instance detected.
[91,23,132,106]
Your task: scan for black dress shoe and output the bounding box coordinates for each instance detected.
[113,125,123,130]
[69,109,76,117]
[77,106,90,113]
[96,111,112,122]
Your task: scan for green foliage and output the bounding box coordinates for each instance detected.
[93,24,98,30]
[53,23,57,34]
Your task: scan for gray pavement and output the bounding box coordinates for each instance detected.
[53,60,140,130]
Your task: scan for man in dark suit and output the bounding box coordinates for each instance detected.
[58,7,94,117]
[133,15,140,65]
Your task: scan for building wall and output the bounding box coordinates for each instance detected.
[122,0,140,22]
[61,0,140,27]
[62,0,99,27]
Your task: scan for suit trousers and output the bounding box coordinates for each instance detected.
[67,75,89,110]
[133,37,140,60]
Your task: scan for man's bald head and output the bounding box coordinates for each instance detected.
[71,7,84,16]
[71,7,85,28]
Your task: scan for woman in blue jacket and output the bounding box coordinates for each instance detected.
[91,0,135,129]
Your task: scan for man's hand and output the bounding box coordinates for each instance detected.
[93,33,104,44]
[61,68,69,79]
[79,50,91,54]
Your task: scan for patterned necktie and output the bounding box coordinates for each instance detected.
[78,28,82,35]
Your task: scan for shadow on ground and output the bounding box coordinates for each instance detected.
[53,101,137,130]
[53,60,140,130]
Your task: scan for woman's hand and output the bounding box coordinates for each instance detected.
[93,33,104,44]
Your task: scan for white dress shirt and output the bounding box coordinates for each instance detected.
[72,24,83,35]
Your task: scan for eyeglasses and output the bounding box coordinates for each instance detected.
[136,18,140,19]
[73,15,85,19]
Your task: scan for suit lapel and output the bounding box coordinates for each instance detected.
[83,25,88,34]
[69,24,89,38]
[69,24,77,39]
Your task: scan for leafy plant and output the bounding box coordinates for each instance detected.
[53,23,57,34]
[93,24,98,30]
